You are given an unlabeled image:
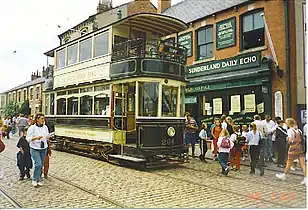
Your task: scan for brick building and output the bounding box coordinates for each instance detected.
[159,0,305,126]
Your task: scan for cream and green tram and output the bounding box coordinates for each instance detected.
[44,13,188,167]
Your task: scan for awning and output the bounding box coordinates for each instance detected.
[113,13,188,37]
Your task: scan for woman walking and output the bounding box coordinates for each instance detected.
[217,129,234,176]
[26,113,51,187]
[275,120,288,168]
[211,119,222,161]
[276,118,306,185]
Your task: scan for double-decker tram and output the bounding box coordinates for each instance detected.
[43,13,188,167]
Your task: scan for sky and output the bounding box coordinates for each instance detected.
[0,0,183,93]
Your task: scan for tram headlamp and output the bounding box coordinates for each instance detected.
[167,126,176,137]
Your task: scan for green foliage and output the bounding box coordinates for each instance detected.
[4,101,21,117]
[20,100,30,115]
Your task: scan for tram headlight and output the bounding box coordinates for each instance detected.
[167,126,176,137]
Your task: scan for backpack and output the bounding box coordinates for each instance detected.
[221,137,231,148]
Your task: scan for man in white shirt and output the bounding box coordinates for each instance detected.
[253,115,266,174]
[262,115,275,162]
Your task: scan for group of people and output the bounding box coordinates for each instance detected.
[185,112,307,185]
[1,114,34,139]
[0,113,52,187]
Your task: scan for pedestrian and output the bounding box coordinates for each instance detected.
[17,114,28,137]
[185,113,198,158]
[241,125,249,162]
[221,115,227,130]
[246,122,264,176]
[253,115,267,170]
[226,117,234,135]
[211,118,222,161]
[4,116,12,139]
[276,118,306,185]
[12,114,17,137]
[217,129,234,176]
[26,113,51,187]
[0,119,4,180]
[262,115,275,162]
[17,127,32,180]
[198,123,208,162]
[275,120,288,168]
[230,125,245,171]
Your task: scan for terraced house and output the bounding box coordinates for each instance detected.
[160,0,306,128]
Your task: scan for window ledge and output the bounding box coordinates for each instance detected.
[238,46,267,55]
[193,57,216,65]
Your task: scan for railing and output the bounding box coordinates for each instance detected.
[112,38,188,65]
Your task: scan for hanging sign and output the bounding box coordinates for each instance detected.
[216,17,236,50]
[274,91,283,119]
[230,95,241,113]
[213,98,222,115]
[244,94,256,113]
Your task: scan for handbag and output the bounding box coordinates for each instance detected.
[0,139,5,153]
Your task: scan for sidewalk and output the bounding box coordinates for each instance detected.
[188,143,304,176]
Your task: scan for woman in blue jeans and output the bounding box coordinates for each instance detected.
[26,113,51,187]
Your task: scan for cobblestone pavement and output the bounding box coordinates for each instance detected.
[0,136,306,208]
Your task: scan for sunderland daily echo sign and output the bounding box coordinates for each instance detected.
[186,52,261,78]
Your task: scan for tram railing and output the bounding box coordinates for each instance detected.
[112,38,188,65]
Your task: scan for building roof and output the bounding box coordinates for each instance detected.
[162,0,251,23]
[3,77,46,94]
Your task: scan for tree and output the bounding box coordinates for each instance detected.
[4,101,21,117]
[20,100,30,116]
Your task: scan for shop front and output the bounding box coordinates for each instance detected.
[185,52,272,127]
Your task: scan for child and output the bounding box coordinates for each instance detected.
[241,125,249,161]
[217,129,234,176]
[17,127,32,180]
[230,125,245,171]
[199,123,208,162]
[42,139,52,178]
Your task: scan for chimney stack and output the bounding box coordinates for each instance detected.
[158,0,171,14]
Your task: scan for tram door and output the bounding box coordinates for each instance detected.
[113,83,136,144]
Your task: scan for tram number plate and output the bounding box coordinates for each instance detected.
[161,139,175,146]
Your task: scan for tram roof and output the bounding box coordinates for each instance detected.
[44,13,188,57]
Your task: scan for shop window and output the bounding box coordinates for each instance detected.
[79,38,92,62]
[67,97,79,115]
[57,98,66,115]
[94,94,110,115]
[57,48,66,69]
[139,82,158,117]
[94,32,109,57]
[196,26,213,60]
[162,86,178,117]
[67,44,78,65]
[241,10,265,50]
[80,95,93,115]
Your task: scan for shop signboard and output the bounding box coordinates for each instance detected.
[231,95,241,113]
[178,32,192,57]
[216,17,236,50]
[244,94,256,113]
[186,52,261,78]
[213,98,222,115]
[185,96,197,104]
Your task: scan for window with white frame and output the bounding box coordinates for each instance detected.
[57,48,66,69]
[196,26,213,60]
[94,32,109,57]
[67,44,78,65]
[79,38,92,62]
[36,87,40,100]
[241,10,265,50]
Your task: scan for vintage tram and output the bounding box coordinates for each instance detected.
[43,13,188,167]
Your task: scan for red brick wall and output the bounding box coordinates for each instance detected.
[175,0,295,120]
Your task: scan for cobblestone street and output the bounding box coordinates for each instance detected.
[0,136,306,208]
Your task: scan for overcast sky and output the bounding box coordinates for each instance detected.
[0,0,182,93]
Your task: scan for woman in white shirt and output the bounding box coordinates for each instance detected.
[276,118,306,185]
[26,113,51,187]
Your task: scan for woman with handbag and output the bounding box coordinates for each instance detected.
[26,113,51,187]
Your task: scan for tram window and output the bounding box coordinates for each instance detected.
[139,82,158,117]
[180,87,185,117]
[241,10,265,50]
[50,94,55,115]
[79,38,92,62]
[57,48,66,69]
[68,89,79,94]
[94,94,110,115]
[94,32,109,57]
[162,86,178,117]
[81,87,93,93]
[67,44,78,65]
[80,95,93,115]
[45,94,50,115]
[57,99,66,115]
[94,85,109,92]
[67,97,79,115]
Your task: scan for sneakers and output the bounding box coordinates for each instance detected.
[300,178,307,186]
[276,173,287,181]
[224,167,230,176]
[32,181,38,187]
[242,157,245,162]
[290,166,296,171]
[37,182,43,186]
